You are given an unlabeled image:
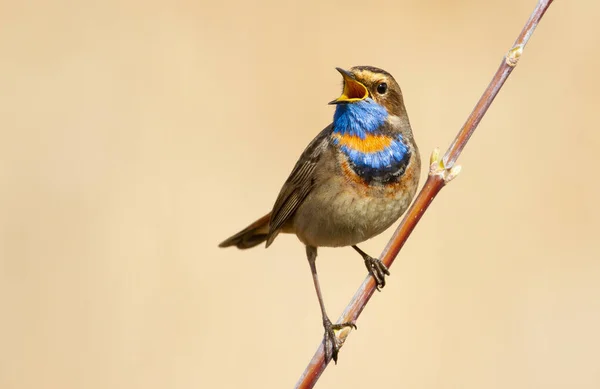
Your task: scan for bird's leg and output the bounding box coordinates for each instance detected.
[306,245,356,363]
[352,245,390,291]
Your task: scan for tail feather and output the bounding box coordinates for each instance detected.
[219,213,271,249]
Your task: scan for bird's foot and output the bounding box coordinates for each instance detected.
[363,255,390,291]
[323,316,356,363]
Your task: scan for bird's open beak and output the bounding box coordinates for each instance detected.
[329,68,369,105]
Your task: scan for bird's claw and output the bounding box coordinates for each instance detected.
[323,317,356,363]
[363,255,390,290]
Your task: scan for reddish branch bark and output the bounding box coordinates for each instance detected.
[296,1,555,387]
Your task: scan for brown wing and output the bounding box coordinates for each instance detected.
[265,125,333,247]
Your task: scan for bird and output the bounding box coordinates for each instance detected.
[219,66,421,362]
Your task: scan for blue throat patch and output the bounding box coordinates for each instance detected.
[333,98,388,138]
[333,99,409,183]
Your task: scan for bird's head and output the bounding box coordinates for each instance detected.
[329,66,406,117]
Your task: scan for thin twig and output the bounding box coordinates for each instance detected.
[295,1,555,387]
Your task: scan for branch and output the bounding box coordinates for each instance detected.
[295,1,555,387]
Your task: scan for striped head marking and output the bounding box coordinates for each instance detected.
[330,66,407,117]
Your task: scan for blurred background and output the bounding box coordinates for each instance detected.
[1,0,599,388]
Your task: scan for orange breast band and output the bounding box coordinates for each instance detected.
[333,133,393,153]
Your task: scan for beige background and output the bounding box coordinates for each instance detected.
[1,0,599,388]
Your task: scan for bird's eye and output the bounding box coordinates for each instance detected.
[376,82,388,94]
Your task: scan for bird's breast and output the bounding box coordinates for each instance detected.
[333,132,411,186]
[292,133,420,247]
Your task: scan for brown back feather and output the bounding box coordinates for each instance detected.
[265,125,332,247]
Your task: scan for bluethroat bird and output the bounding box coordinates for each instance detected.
[219,66,421,362]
